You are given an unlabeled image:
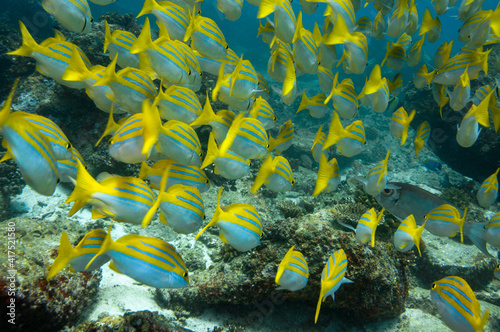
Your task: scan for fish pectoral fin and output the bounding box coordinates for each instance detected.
[159,212,169,226]
[91,209,109,220]
[108,261,122,274]
[219,232,229,244]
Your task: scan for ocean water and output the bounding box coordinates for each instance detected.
[1,0,500,331]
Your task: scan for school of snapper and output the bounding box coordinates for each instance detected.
[2,0,500,329]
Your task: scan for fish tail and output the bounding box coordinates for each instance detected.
[219,113,245,153]
[64,160,102,216]
[141,99,161,155]
[138,53,156,80]
[138,161,151,180]
[46,232,74,280]
[130,17,154,54]
[463,221,491,256]
[297,92,310,113]
[257,0,277,19]
[314,292,324,324]
[413,221,426,256]
[195,187,223,240]
[401,110,416,145]
[103,20,112,54]
[183,8,197,42]
[84,225,113,270]
[0,78,19,128]
[7,21,39,57]
[190,94,218,127]
[212,63,226,102]
[200,132,219,169]
[95,105,118,146]
[62,49,91,83]
[323,111,344,151]
[141,165,170,228]
[94,53,118,87]
[283,55,296,97]
[313,155,335,197]
[251,155,273,194]
[479,309,490,332]
[490,6,500,37]
[474,91,493,128]
[137,0,159,18]
[325,72,339,104]
[459,207,468,243]
[323,15,348,45]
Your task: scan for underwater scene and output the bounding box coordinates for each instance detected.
[1,0,500,331]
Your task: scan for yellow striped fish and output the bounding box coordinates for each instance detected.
[355,207,385,247]
[184,11,228,60]
[268,37,293,83]
[388,73,403,97]
[477,168,499,208]
[64,161,157,225]
[268,120,294,154]
[57,146,86,183]
[137,0,189,41]
[195,187,262,252]
[414,121,431,160]
[389,107,416,145]
[419,8,441,43]
[0,80,59,196]
[425,204,467,242]
[407,35,425,67]
[94,55,157,114]
[141,165,204,234]
[406,0,419,35]
[381,41,407,72]
[386,1,409,38]
[456,90,492,147]
[313,154,339,197]
[158,120,203,167]
[372,10,386,40]
[8,21,91,89]
[394,214,426,256]
[292,11,319,75]
[275,245,309,291]
[413,64,436,89]
[104,20,140,69]
[323,112,365,158]
[155,85,202,124]
[251,155,294,194]
[190,96,235,144]
[297,93,328,119]
[311,125,329,164]
[42,0,92,33]
[449,67,471,112]
[139,159,209,193]
[315,248,353,323]
[434,40,454,69]
[473,85,500,132]
[257,0,296,43]
[85,225,189,288]
[256,72,271,100]
[257,20,275,45]
[249,96,276,130]
[361,150,391,196]
[217,0,244,21]
[228,56,260,100]
[433,47,491,85]
[321,0,356,33]
[131,18,191,85]
[355,16,372,38]
[430,276,489,332]
[47,229,109,280]
[228,117,269,160]
[313,23,337,69]
[358,65,390,113]
[326,72,358,119]
[317,65,335,95]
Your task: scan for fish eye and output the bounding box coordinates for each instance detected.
[66,142,72,149]
[57,178,60,184]
[188,69,192,75]
[225,44,229,49]
[266,144,270,148]
[199,152,203,158]
[196,10,201,15]
[183,271,188,277]
[431,283,436,289]
[91,17,94,23]
[205,179,209,184]
[291,180,295,185]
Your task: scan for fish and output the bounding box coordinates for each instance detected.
[434,40,454,69]
[56,145,86,183]
[292,11,319,75]
[256,72,271,100]
[424,204,467,243]
[257,20,276,45]
[323,111,366,158]
[495,263,500,279]
[448,67,471,112]
[41,0,92,33]
[190,94,235,145]
[157,119,203,167]
[137,0,189,41]
[394,214,426,256]
[85,225,189,288]
[184,10,228,59]
[103,20,140,69]
[372,10,386,40]
[195,187,262,252]
[297,92,328,119]
[96,100,161,164]
[433,47,491,86]
[299,0,318,14]
[314,248,353,324]
[226,56,261,100]
[313,23,337,69]
[389,107,416,145]
[473,85,500,132]
[355,207,385,247]
[311,125,329,164]
[317,65,335,95]
[257,0,296,43]
[388,73,403,97]
[413,64,435,89]
[419,8,441,43]
[406,0,419,35]
[250,155,294,194]
[375,182,453,224]
[46,229,110,280]
[313,154,340,197]
[229,117,269,160]
[430,276,489,332]
[456,90,492,148]
[407,36,425,67]
[275,245,309,291]
[141,165,204,234]
[268,120,294,154]
[267,37,293,83]
[381,40,407,72]
[358,65,389,113]
[464,212,500,257]
[414,121,431,160]
[154,85,202,124]
[64,160,156,225]
[321,0,357,33]
[432,83,450,118]
[93,54,157,114]
[355,16,372,38]
[249,96,276,130]
[0,80,59,196]
[131,18,191,85]
[216,0,243,21]
[476,168,499,208]
[326,72,359,119]
[8,21,91,90]
[423,159,442,172]
[359,150,391,196]
[387,1,409,37]
[139,159,209,193]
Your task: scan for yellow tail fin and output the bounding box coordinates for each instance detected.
[84,225,114,270]
[137,0,159,18]
[250,155,274,194]
[46,232,74,280]
[64,160,102,216]
[7,21,40,57]
[103,20,112,54]
[62,49,92,83]
[257,0,277,19]
[190,93,218,127]
[142,165,171,228]
[401,109,416,145]
[130,17,155,54]
[414,220,426,256]
[292,11,303,44]
[95,105,119,146]
[93,53,119,87]
[323,111,345,150]
[297,92,310,113]
[200,132,219,169]
[195,187,223,239]
[141,99,161,155]
[0,79,19,128]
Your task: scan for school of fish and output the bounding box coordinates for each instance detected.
[2,0,500,328]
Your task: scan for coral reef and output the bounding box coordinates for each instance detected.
[277,200,302,218]
[0,217,101,332]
